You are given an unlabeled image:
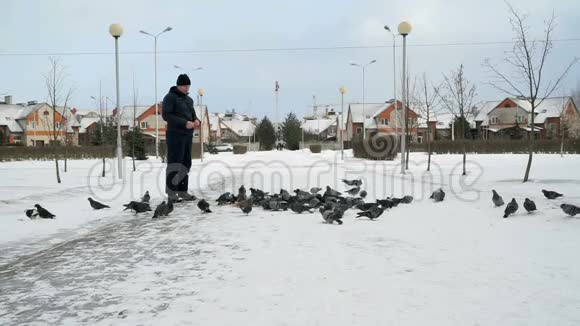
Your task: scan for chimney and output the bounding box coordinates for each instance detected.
[4,95,12,105]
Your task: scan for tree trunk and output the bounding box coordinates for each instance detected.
[461,115,467,176]
[462,145,467,176]
[132,134,136,172]
[560,123,565,157]
[102,157,106,177]
[523,132,533,182]
[427,129,432,172]
[64,142,68,172]
[54,148,61,184]
[405,134,410,170]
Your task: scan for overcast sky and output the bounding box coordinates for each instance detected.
[0,0,579,120]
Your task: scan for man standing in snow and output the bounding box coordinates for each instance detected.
[162,74,200,202]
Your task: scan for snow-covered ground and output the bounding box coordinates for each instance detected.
[1,150,580,325]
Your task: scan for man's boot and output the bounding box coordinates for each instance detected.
[178,192,197,202]
[167,192,183,203]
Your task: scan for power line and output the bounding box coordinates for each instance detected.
[1,38,579,57]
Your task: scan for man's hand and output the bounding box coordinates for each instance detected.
[193,120,201,128]
[185,121,195,129]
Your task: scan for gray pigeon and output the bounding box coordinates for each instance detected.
[400,195,414,204]
[237,185,247,202]
[34,204,55,219]
[345,187,360,196]
[165,198,174,215]
[542,189,563,200]
[430,189,445,202]
[290,201,313,214]
[153,201,168,219]
[294,189,312,201]
[216,192,234,205]
[25,209,38,219]
[321,209,343,225]
[268,199,288,211]
[310,187,322,194]
[523,198,537,213]
[88,197,110,210]
[503,198,518,218]
[356,206,385,220]
[280,189,292,201]
[359,190,368,199]
[561,204,580,217]
[492,190,504,207]
[141,191,150,203]
[197,199,212,213]
[123,201,152,214]
[342,179,362,187]
[236,198,253,215]
[324,186,342,198]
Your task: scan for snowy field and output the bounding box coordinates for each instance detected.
[1,150,580,325]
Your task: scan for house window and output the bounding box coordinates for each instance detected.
[140,121,148,129]
[490,116,498,124]
[356,127,363,135]
[516,116,524,123]
[380,119,388,125]
[31,121,36,129]
[55,122,62,129]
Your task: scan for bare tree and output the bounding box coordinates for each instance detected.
[412,73,442,171]
[572,81,580,107]
[483,2,578,182]
[45,57,74,183]
[435,64,477,176]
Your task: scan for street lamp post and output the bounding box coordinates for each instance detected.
[339,86,347,160]
[398,21,412,175]
[140,27,173,159]
[197,88,205,162]
[350,60,376,140]
[384,25,399,148]
[109,23,123,180]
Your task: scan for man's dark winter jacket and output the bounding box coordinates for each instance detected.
[162,86,198,136]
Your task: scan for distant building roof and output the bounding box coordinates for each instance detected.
[221,119,255,137]
[120,105,150,127]
[476,97,574,126]
[302,118,336,134]
[349,102,391,123]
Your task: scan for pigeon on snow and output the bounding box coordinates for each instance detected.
[492,190,504,207]
[523,198,537,213]
[88,197,110,210]
[503,198,518,218]
[197,199,212,213]
[34,204,56,219]
[561,204,580,217]
[542,189,563,200]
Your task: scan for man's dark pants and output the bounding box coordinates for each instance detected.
[165,131,192,196]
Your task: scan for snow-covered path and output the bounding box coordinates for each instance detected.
[1,151,580,325]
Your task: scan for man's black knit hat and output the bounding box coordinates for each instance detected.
[176,74,191,86]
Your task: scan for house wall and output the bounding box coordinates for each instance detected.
[138,107,167,141]
[24,105,68,146]
[374,104,419,137]
[487,103,529,128]
[544,117,560,139]
[351,122,363,138]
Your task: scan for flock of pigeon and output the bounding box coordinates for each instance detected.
[492,189,580,218]
[23,183,580,223]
